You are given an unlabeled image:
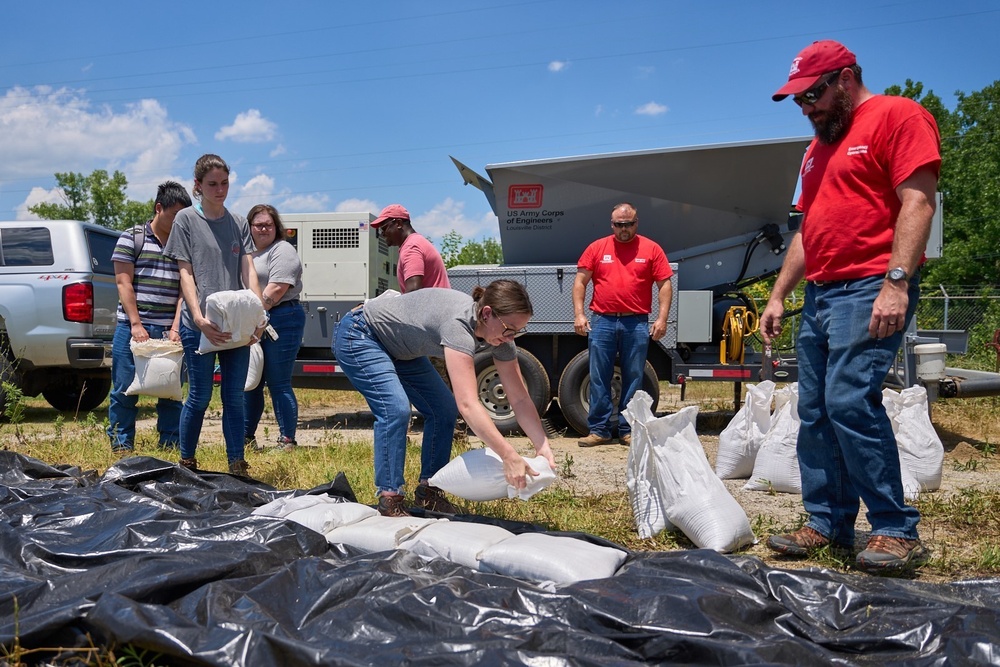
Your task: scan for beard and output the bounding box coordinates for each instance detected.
[810,85,854,144]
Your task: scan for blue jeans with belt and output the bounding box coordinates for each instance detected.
[245,300,305,442]
[587,313,649,438]
[796,275,921,546]
[107,321,182,451]
[333,309,457,494]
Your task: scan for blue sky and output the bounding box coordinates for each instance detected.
[1,1,996,245]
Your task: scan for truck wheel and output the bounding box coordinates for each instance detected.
[42,375,112,413]
[557,350,660,437]
[474,348,550,435]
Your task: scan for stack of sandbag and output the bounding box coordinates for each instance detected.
[883,386,944,498]
[715,380,776,479]
[744,383,802,493]
[623,391,755,553]
[253,493,626,585]
[126,338,184,401]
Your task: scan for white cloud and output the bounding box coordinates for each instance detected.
[281,193,330,212]
[594,104,604,117]
[269,144,287,157]
[636,66,655,78]
[635,101,669,116]
[214,109,277,143]
[336,198,379,214]
[413,197,498,246]
[548,60,569,72]
[227,173,274,217]
[15,186,64,221]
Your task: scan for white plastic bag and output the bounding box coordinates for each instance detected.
[744,383,801,494]
[245,343,263,391]
[715,380,775,479]
[883,386,944,493]
[125,338,184,401]
[197,289,266,354]
[428,448,556,501]
[624,404,675,539]
[398,521,515,570]
[625,392,755,552]
[477,532,627,585]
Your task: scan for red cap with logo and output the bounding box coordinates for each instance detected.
[772,40,856,101]
[372,203,410,228]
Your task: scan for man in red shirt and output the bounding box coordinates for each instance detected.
[573,202,672,447]
[371,204,450,293]
[760,40,940,573]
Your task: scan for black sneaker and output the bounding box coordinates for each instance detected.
[377,493,412,517]
[414,483,458,514]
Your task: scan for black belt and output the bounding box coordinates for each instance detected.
[597,311,646,317]
[272,299,300,308]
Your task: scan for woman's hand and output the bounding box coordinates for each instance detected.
[535,441,556,470]
[195,316,230,346]
[503,450,539,490]
[249,324,267,346]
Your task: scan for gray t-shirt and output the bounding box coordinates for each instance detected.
[363,288,516,362]
[163,205,253,329]
[252,239,302,304]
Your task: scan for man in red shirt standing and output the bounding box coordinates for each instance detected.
[760,40,940,573]
[573,202,672,448]
[371,204,450,293]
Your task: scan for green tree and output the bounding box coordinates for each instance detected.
[29,169,154,230]
[439,230,504,268]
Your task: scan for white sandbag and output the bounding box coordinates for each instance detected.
[253,493,329,518]
[744,383,801,494]
[125,338,184,400]
[364,288,400,305]
[428,448,557,501]
[285,502,378,534]
[715,380,775,479]
[398,521,515,569]
[324,515,440,553]
[627,394,755,553]
[884,386,944,492]
[477,532,627,585]
[245,342,263,391]
[623,404,675,538]
[197,289,266,354]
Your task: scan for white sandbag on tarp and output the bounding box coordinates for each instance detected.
[245,342,263,391]
[883,386,944,492]
[286,502,378,534]
[324,515,440,553]
[398,521,515,569]
[626,392,755,553]
[125,338,184,401]
[428,448,556,501]
[744,383,801,494]
[715,380,776,479]
[252,494,328,518]
[197,289,266,354]
[624,401,675,539]
[478,532,627,585]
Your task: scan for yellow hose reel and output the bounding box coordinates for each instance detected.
[720,305,759,365]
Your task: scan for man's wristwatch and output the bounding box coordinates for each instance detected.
[886,267,909,283]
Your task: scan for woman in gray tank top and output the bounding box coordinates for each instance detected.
[333,280,555,517]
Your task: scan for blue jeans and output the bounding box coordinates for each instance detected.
[587,313,649,438]
[179,324,251,463]
[107,321,182,450]
[245,301,305,441]
[796,276,921,545]
[334,309,457,494]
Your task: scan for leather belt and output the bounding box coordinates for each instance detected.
[597,311,645,317]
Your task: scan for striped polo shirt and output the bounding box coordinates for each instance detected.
[112,222,181,326]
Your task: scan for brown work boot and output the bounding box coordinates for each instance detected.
[228,459,250,476]
[578,433,614,448]
[619,433,632,447]
[414,482,458,514]
[767,526,852,558]
[856,535,930,573]
[179,457,198,471]
[377,493,412,517]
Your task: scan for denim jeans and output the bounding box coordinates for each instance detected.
[179,324,251,463]
[107,321,182,450]
[796,276,921,545]
[587,313,649,438]
[245,301,305,441]
[333,309,457,494]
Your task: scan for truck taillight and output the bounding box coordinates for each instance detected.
[63,282,94,323]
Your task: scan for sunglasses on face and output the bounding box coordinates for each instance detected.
[612,219,637,229]
[495,313,527,338]
[794,72,841,107]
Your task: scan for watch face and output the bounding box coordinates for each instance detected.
[888,268,907,281]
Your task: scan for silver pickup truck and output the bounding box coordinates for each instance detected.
[0,220,121,416]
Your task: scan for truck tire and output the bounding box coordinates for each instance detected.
[557,350,660,437]
[474,348,550,435]
[42,375,112,413]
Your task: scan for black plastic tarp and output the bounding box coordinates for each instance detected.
[1,452,998,666]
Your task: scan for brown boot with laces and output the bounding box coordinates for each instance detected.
[414,483,458,514]
[377,493,412,517]
[856,535,929,572]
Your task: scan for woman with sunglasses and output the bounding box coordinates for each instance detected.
[333,279,555,517]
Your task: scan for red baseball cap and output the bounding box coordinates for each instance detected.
[372,203,410,227]
[772,40,856,101]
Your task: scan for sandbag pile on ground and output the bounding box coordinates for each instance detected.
[883,386,945,498]
[623,391,755,553]
[716,380,775,479]
[254,493,626,585]
[744,383,801,493]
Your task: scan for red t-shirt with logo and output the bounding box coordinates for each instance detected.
[798,95,941,282]
[398,233,450,293]
[577,234,672,314]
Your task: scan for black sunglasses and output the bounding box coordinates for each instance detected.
[495,313,527,338]
[612,219,637,229]
[794,72,841,107]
